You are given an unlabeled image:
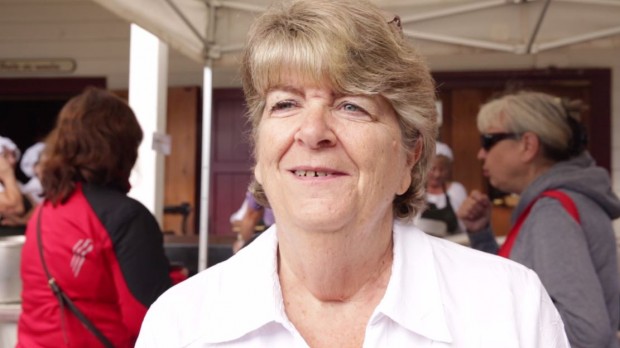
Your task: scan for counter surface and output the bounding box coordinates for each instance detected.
[0,303,20,322]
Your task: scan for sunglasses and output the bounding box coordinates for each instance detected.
[480,133,519,151]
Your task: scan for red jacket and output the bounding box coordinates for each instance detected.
[18,183,172,347]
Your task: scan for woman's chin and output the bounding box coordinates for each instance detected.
[288,210,352,233]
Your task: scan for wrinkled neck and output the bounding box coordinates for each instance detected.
[277,212,394,302]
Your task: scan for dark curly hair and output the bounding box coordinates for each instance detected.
[41,87,143,204]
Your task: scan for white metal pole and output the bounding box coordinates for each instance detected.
[198,63,213,272]
[555,0,620,6]
[525,0,552,54]
[399,0,505,24]
[403,29,520,53]
[218,1,266,13]
[534,26,620,52]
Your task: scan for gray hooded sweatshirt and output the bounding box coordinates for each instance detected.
[469,152,620,348]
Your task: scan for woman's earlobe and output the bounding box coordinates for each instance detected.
[521,132,541,161]
[398,141,422,195]
[253,165,263,185]
[408,139,424,166]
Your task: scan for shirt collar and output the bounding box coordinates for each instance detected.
[200,222,453,344]
[200,226,285,343]
[376,221,453,343]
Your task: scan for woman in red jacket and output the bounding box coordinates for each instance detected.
[17,87,172,347]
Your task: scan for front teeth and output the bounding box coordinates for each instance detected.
[295,170,329,177]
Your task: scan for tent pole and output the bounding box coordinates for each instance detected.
[198,62,213,272]
[400,0,505,24]
[164,0,209,47]
[535,26,620,52]
[403,29,520,53]
[555,0,620,6]
[198,0,217,272]
[218,1,266,13]
[525,0,552,54]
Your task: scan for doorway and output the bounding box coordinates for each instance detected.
[0,78,106,181]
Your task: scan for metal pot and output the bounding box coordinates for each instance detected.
[0,235,25,303]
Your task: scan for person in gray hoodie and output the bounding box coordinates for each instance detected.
[458,91,620,348]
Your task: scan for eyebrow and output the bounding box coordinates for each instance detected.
[266,85,304,96]
[266,84,342,100]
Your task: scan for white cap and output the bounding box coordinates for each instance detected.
[0,136,21,162]
[20,142,45,178]
[435,141,453,161]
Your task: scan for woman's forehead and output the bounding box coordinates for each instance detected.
[260,69,385,105]
[259,65,335,96]
[1,146,15,155]
[265,70,329,91]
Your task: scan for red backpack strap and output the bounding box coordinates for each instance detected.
[540,190,580,224]
[498,190,579,258]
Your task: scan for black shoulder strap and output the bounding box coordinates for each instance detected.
[36,205,115,348]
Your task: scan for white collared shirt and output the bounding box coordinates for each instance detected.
[136,222,569,347]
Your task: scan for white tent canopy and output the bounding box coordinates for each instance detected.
[92,0,620,65]
[90,0,620,271]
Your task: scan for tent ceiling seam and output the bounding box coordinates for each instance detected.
[403,29,522,53]
[400,0,505,24]
[218,1,267,13]
[525,0,552,53]
[534,25,620,52]
[91,0,620,65]
[164,0,209,50]
[556,0,620,6]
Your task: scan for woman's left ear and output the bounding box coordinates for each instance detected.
[399,140,423,194]
[254,165,263,185]
[408,139,424,167]
[521,132,541,162]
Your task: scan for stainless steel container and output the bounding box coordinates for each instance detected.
[0,235,24,303]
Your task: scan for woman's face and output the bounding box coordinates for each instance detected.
[34,153,46,179]
[254,76,416,233]
[478,123,524,194]
[0,148,17,168]
[427,156,450,189]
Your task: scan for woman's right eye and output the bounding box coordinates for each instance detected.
[267,100,299,117]
[271,100,296,111]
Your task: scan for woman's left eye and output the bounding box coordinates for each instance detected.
[338,102,370,118]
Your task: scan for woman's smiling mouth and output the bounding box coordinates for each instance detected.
[293,170,332,177]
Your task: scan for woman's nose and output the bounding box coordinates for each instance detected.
[294,107,336,149]
[477,148,486,160]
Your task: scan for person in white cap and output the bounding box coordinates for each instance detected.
[0,141,46,228]
[20,142,45,205]
[417,141,467,236]
[0,135,26,232]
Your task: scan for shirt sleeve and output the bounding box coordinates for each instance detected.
[523,269,572,347]
[135,295,180,348]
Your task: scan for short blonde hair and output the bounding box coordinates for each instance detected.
[241,0,438,219]
[478,91,586,161]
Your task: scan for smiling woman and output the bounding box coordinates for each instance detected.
[255,84,411,236]
[136,1,570,347]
